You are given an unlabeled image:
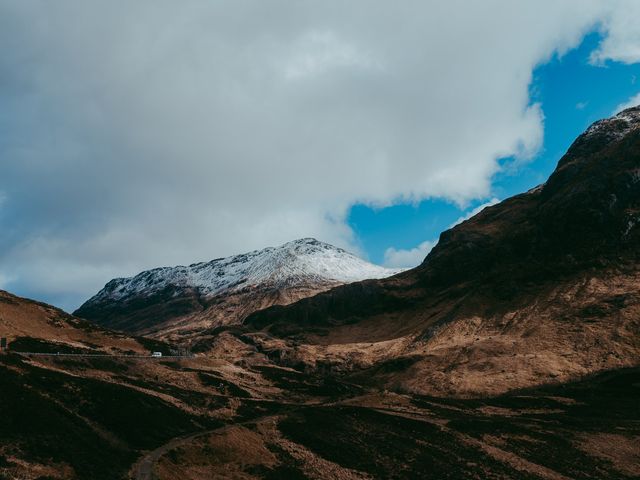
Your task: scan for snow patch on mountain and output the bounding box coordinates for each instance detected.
[583,106,640,142]
[88,238,402,303]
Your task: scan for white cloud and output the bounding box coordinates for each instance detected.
[590,1,640,65]
[284,30,379,80]
[613,92,640,114]
[384,240,437,269]
[1,1,640,310]
[0,272,12,290]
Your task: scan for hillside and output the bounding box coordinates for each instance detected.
[243,106,640,396]
[1,289,638,479]
[0,289,149,355]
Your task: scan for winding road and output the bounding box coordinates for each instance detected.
[133,425,235,480]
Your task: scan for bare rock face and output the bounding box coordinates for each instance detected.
[74,238,401,342]
[244,107,640,396]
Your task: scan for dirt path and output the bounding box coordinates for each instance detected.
[130,395,431,480]
[132,425,236,480]
[131,389,423,480]
[130,390,340,479]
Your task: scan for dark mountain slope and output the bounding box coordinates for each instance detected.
[422,107,640,287]
[243,107,640,396]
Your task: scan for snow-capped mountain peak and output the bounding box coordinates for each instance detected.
[86,238,402,304]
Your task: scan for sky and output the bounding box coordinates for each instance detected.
[1,1,640,312]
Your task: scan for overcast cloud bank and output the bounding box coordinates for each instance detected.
[1,1,640,310]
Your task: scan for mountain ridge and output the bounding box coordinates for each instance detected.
[241,106,640,396]
[74,238,402,340]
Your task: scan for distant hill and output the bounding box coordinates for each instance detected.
[74,238,401,343]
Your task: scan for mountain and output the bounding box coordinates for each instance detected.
[243,106,640,396]
[74,238,400,343]
[4,109,640,479]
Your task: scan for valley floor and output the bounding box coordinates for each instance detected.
[1,350,638,480]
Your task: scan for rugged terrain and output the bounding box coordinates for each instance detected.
[2,108,640,479]
[1,290,638,479]
[75,238,400,345]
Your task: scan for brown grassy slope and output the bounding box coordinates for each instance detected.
[74,275,346,345]
[0,289,148,354]
[151,368,640,480]
[138,283,341,344]
[1,287,638,479]
[244,108,640,395]
[0,290,305,479]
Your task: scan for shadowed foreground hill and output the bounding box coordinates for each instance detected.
[244,107,640,396]
[0,291,224,478]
